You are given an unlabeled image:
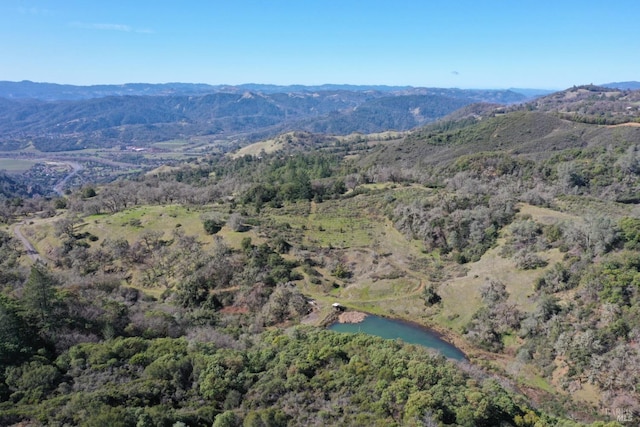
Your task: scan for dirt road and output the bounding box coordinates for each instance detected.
[53,161,83,196]
[13,222,46,264]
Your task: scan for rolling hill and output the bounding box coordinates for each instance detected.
[3,81,640,425]
[356,85,640,169]
[365,111,640,171]
[0,80,530,101]
[0,86,527,152]
[602,81,640,90]
[521,84,640,124]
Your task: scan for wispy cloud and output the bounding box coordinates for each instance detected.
[76,22,131,32]
[71,22,153,34]
[17,7,53,16]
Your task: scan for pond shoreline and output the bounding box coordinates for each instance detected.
[326,309,468,361]
[326,309,457,345]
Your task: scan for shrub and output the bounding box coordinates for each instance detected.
[423,284,441,305]
[619,217,640,250]
[272,237,291,254]
[53,198,67,209]
[128,218,142,227]
[82,187,97,198]
[203,219,223,235]
[227,213,248,232]
[331,262,351,279]
[535,262,571,292]
[514,250,548,270]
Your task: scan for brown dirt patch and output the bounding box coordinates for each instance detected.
[337,311,368,323]
[219,306,249,314]
[607,122,640,127]
[301,307,320,325]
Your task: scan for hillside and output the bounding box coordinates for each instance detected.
[520,85,640,125]
[368,110,640,170]
[0,81,225,101]
[603,81,640,91]
[0,81,416,101]
[0,171,48,200]
[0,80,529,102]
[0,84,527,152]
[2,85,640,425]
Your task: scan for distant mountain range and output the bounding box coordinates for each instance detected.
[602,81,640,90]
[0,80,533,102]
[1,80,637,153]
[1,80,636,102]
[0,83,529,152]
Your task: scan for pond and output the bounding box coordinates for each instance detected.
[329,314,467,361]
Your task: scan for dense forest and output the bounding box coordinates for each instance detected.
[1,85,640,425]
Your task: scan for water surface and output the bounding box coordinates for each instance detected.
[329,314,466,361]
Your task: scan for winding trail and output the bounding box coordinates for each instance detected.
[12,158,83,262]
[11,155,141,263]
[13,222,46,264]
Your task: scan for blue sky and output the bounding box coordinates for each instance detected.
[0,1,638,89]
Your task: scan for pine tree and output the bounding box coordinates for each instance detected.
[0,295,36,366]
[21,263,58,331]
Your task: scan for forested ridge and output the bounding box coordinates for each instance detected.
[1,86,640,425]
[0,86,526,152]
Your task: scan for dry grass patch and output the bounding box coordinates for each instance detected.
[218,227,265,250]
[20,218,59,262]
[232,138,283,158]
[554,196,635,219]
[517,203,578,224]
[436,236,567,332]
[0,158,38,172]
[84,205,207,243]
